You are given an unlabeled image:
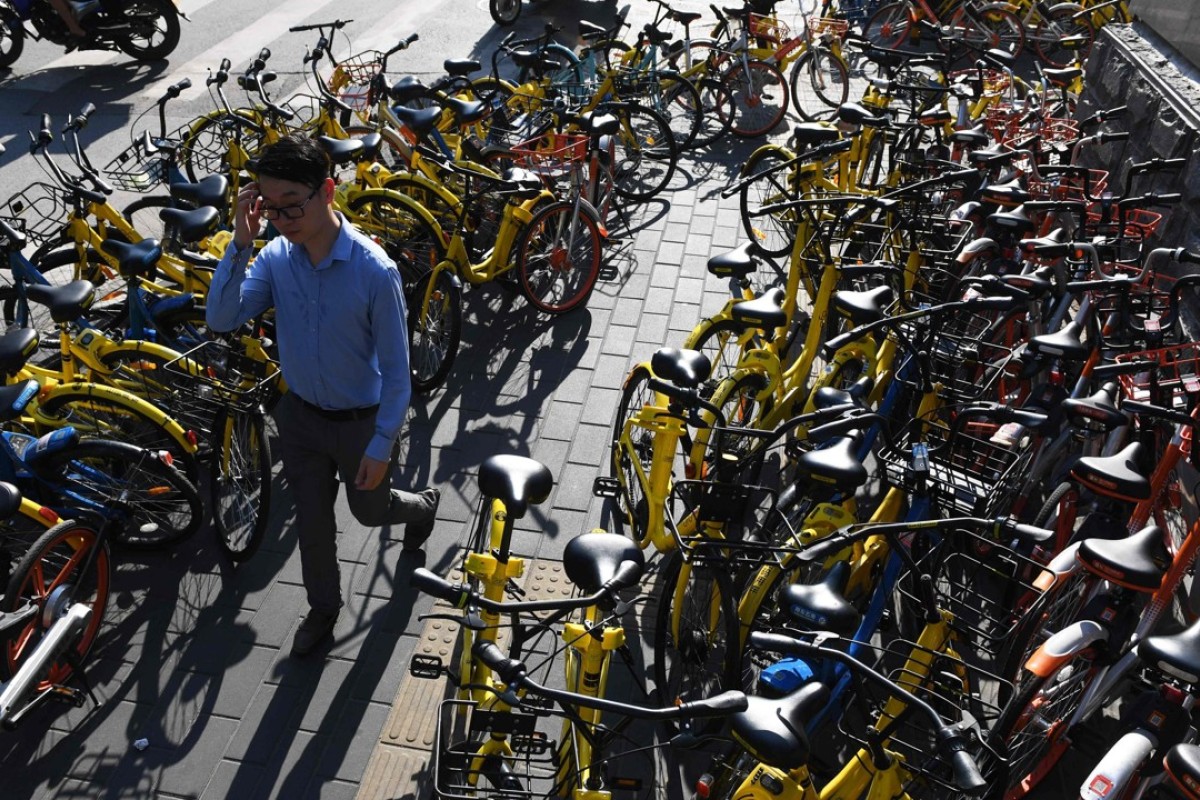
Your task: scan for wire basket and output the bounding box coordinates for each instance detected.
[880,414,1035,518]
[328,50,384,94]
[2,183,71,248]
[508,131,588,181]
[1116,342,1200,411]
[1092,270,1179,351]
[808,16,849,40]
[103,137,167,193]
[434,698,554,799]
[748,13,791,44]
[831,635,1011,800]
[484,95,556,149]
[1027,168,1108,202]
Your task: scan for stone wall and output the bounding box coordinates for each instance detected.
[1075,23,1200,254]
[1134,0,1200,69]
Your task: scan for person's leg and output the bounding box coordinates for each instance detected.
[274,394,344,616]
[336,413,439,537]
[47,0,88,37]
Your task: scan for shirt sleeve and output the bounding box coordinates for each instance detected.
[365,261,412,462]
[205,241,275,332]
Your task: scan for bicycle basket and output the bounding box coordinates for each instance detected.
[328,50,384,124]
[1092,270,1178,351]
[2,183,71,248]
[1027,168,1108,202]
[1116,342,1200,411]
[807,16,849,41]
[103,138,167,193]
[508,132,588,182]
[435,698,552,799]
[830,635,1010,800]
[748,13,790,45]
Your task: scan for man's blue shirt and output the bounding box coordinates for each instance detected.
[206,217,412,462]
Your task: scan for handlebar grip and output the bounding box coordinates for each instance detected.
[406,32,419,45]
[948,748,988,796]
[1098,131,1129,144]
[1174,248,1200,266]
[1123,400,1198,428]
[220,57,231,71]
[411,568,471,607]
[647,377,694,405]
[173,77,193,92]
[998,520,1056,544]
[472,640,526,684]
[677,690,748,717]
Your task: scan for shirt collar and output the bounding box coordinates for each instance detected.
[306,213,355,272]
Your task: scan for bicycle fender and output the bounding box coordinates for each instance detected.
[1079,730,1157,800]
[1047,2,1088,13]
[956,237,999,264]
[1025,619,1106,678]
[1032,541,1084,592]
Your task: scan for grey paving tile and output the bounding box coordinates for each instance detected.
[249,582,309,650]
[599,325,637,357]
[554,462,602,512]
[656,241,685,265]
[314,700,391,784]
[248,730,322,800]
[649,261,681,288]
[226,684,303,765]
[200,759,264,800]
[568,423,615,468]
[662,221,690,242]
[634,313,671,345]
[538,400,584,441]
[347,634,421,706]
[137,715,241,799]
[203,645,277,718]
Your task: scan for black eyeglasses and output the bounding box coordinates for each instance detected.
[260,186,320,220]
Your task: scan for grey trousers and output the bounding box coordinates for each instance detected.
[273,392,433,614]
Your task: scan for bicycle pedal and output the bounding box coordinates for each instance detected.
[592,477,620,498]
[408,653,445,680]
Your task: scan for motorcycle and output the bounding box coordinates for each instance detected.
[0,0,182,68]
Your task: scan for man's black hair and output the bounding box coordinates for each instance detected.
[255,134,330,190]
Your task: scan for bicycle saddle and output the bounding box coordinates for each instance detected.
[650,348,711,390]
[389,103,442,141]
[918,107,953,126]
[0,330,39,378]
[1077,522,1167,591]
[443,58,481,77]
[669,10,702,25]
[834,285,893,326]
[721,6,753,21]
[562,531,644,595]
[707,241,760,279]
[730,682,829,770]
[509,50,560,76]
[642,25,673,46]
[585,113,620,138]
[23,426,81,471]
[442,95,487,126]
[792,122,840,146]
[968,149,1019,169]
[26,280,96,323]
[388,75,431,105]
[811,375,873,414]
[981,180,1031,206]
[729,287,786,331]
[1164,744,1200,799]
[478,454,553,520]
[579,21,608,40]
[317,135,365,166]
[783,561,861,636]
[837,102,890,129]
[356,132,384,161]
[793,434,868,495]
[159,206,220,245]
[1026,319,1089,361]
[1070,441,1153,502]
[100,238,163,281]
[0,379,36,423]
[1139,616,1200,684]
[1043,66,1083,87]
[988,204,1035,234]
[1062,382,1126,431]
[170,174,229,210]
[948,125,989,147]
[1019,229,1069,258]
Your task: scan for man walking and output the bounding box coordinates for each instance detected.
[207,135,439,656]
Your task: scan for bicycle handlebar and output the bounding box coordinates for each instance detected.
[747,630,987,794]
[473,640,748,719]
[412,564,642,614]
[288,18,352,33]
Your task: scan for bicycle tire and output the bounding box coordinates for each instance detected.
[489,0,521,26]
[2,519,109,689]
[408,269,462,394]
[607,103,678,202]
[989,650,1098,798]
[381,173,459,242]
[684,317,760,399]
[210,407,271,563]
[609,365,654,539]
[738,144,799,257]
[0,7,24,70]
[345,191,446,286]
[972,6,1026,58]
[35,385,199,484]
[653,549,740,734]
[650,71,705,152]
[864,2,913,49]
[515,201,602,315]
[721,59,788,138]
[688,370,768,480]
[790,47,850,122]
[1033,7,1095,68]
[122,195,175,245]
[31,439,202,548]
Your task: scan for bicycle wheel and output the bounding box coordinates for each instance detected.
[114,0,181,61]
[858,128,889,190]
[865,2,914,48]
[210,408,271,563]
[685,317,759,398]
[122,195,174,245]
[381,173,459,241]
[721,59,788,139]
[738,144,799,257]
[32,439,202,548]
[608,104,678,202]
[989,650,1098,798]
[651,72,705,153]
[36,387,199,484]
[2,519,109,688]
[0,7,24,70]
[345,191,446,286]
[408,269,462,394]
[790,48,850,122]
[515,201,602,315]
[489,0,521,26]
[1033,8,1095,68]
[970,7,1025,58]
[693,77,735,149]
[180,109,266,183]
[653,549,740,733]
[687,371,768,484]
[609,365,655,539]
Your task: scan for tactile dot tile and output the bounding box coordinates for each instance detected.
[523,559,574,602]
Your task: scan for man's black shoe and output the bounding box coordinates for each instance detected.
[291,609,337,656]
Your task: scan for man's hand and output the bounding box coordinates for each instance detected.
[355,455,389,491]
[233,181,264,250]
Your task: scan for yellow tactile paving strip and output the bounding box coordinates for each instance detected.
[356,559,570,800]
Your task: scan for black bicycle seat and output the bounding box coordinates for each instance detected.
[477,454,553,520]
[729,287,786,331]
[100,237,163,281]
[834,285,893,326]
[1138,616,1200,685]
[792,434,868,494]
[783,561,861,636]
[562,531,644,595]
[0,329,39,378]
[707,241,760,279]
[1062,382,1125,431]
[1070,441,1152,502]
[1077,522,1167,591]
[730,682,829,770]
[1164,744,1200,798]
[317,135,365,165]
[650,347,711,389]
[159,206,220,244]
[443,58,481,77]
[26,280,96,323]
[170,174,229,210]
